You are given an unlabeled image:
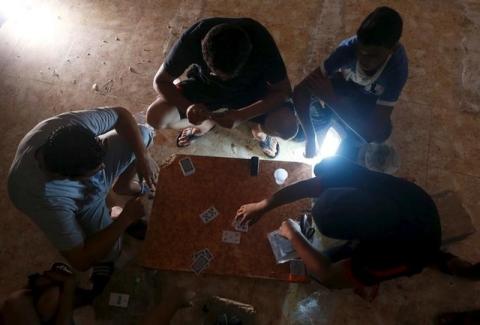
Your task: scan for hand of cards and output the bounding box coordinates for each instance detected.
[268,230,299,264]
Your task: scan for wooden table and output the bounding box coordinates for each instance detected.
[139,155,312,281]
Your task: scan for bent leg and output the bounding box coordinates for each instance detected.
[261,105,298,140]
[146,97,182,129]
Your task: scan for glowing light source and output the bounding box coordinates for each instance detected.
[0,1,59,42]
[313,126,342,165]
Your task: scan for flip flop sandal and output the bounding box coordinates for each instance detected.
[259,135,279,158]
[176,127,200,148]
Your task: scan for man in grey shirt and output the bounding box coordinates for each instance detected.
[8,107,159,273]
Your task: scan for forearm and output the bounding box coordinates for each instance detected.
[66,214,132,270]
[54,286,75,325]
[234,88,290,122]
[264,178,322,212]
[293,85,316,142]
[154,81,192,113]
[113,107,149,160]
[289,230,331,277]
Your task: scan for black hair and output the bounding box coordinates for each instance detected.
[357,6,403,49]
[43,124,105,178]
[202,23,252,77]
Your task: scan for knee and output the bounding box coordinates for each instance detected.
[264,110,298,140]
[146,98,174,129]
[138,124,155,148]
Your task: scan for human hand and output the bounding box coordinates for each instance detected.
[278,218,301,240]
[211,111,238,129]
[122,197,146,223]
[137,153,159,192]
[186,103,210,125]
[44,269,76,291]
[234,200,268,227]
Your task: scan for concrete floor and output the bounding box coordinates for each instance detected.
[1,0,480,324]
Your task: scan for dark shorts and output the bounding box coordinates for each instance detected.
[176,78,294,125]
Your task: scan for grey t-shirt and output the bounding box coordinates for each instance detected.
[7,108,119,251]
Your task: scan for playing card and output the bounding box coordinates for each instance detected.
[108,293,130,308]
[222,230,241,244]
[232,220,249,233]
[193,248,214,262]
[200,206,219,224]
[191,254,209,275]
[179,157,195,176]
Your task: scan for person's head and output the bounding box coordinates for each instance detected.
[356,6,403,72]
[201,23,252,80]
[43,124,105,179]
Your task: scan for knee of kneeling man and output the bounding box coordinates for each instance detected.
[278,123,298,140]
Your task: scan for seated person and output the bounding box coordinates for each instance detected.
[234,156,478,293]
[146,17,298,158]
[1,263,83,325]
[8,107,159,275]
[293,7,408,158]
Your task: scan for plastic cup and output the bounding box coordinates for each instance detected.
[274,168,288,185]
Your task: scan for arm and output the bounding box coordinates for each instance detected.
[62,197,144,271]
[211,78,291,128]
[111,107,159,189]
[293,67,337,157]
[303,71,393,143]
[53,278,75,325]
[153,64,193,113]
[236,78,292,121]
[279,219,354,289]
[235,176,322,226]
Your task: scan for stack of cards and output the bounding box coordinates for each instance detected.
[222,230,241,244]
[232,219,249,233]
[191,248,214,275]
[199,206,219,224]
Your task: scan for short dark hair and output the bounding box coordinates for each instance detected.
[43,125,105,178]
[357,6,403,49]
[202,23,252,77]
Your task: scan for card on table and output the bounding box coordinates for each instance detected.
[179,157,195,176]
[222,230,241,244]
[191,254,210,275]
[193,248,214,262]
[199,206,219,224]
[108,293,130,308]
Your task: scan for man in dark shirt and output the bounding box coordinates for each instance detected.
[146,18,298,158]
[234,156,442,291]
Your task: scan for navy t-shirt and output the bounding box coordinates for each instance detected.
[320,36,408,107]
[164,17,287,94]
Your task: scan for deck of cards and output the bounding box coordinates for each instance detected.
[232,219,249,233]
[191,248,214,275]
